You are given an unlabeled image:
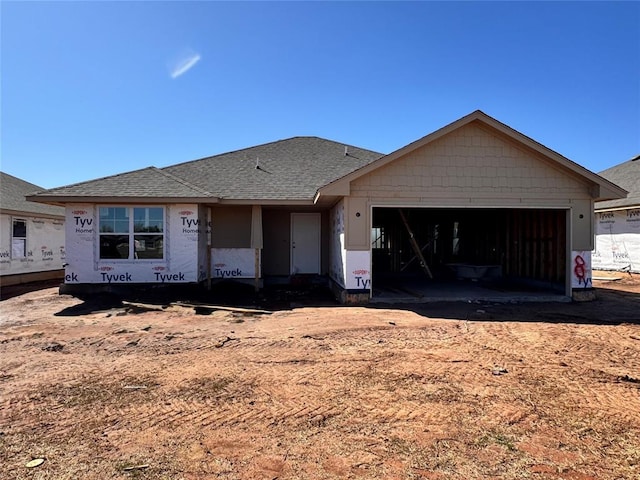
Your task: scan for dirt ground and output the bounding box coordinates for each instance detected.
[1,274,639,480]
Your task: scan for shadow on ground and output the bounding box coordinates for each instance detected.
[0,279,63,301]
[387,287,640,325]
[53,281,338,317]
[47,279,640,326]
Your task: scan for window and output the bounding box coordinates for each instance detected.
[99,207,164,260]
[12,218,27,258]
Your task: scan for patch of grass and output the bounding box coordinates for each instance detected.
[114,454,184,480]
[180,376,232,398]
[174,376,255,403]
[18,374,160,411]
[386,436,458,474]
[476,430,517,451]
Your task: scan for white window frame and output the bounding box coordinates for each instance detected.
[98,206,165,261]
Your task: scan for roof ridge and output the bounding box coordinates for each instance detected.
[165,137,304,170]
[151,167,216,197]
[164,136,384,170]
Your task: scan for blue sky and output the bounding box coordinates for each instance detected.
[2,1,639,189]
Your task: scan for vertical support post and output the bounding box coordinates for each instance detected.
[206,207,212,291]
[254,248,260,292]
[566,208,572,298]
[250,205,263,293]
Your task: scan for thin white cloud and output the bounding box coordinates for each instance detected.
[169,50,201,79]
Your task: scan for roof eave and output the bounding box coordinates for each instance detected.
[595,204,640,213]
[0,208,65,220]
[25,195,320,207]
[216,198,316,206]
[26,195,221,205]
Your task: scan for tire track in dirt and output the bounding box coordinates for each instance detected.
[95,331,469,435]
[462,322,640,429]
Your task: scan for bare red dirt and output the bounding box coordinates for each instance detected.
[1,275,639,479]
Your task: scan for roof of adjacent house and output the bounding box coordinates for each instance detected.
[28,136,384,204]
[0,172,65,218]
[595,154,640,210]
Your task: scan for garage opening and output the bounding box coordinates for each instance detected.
[371,207,567,301]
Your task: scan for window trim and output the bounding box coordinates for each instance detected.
[11,217,27,259]
[98,206,166,261]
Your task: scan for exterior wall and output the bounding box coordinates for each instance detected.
[211,248,260,279]
[260,208,330,277]
[593,208,640,273]
[0,212,65,280]
[320,211,330,276]
[211,206,252,248]
[263,209,291,275]
[63,203,201,284]
[329,201,372,291]
[571,250,593,289]
[347,122,594,251]
[571,250,595,300]
[0,269,64,287]
[207,205,257,280]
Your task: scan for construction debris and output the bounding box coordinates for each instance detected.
[214,336,238,348]
[172,301,272,315]
[123,464,150,471]
[122,301,165,312]
[492,366,508,376]
[42,342,64,352]
[25,458,45,468]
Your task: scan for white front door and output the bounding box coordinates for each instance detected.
[291,213,321,274]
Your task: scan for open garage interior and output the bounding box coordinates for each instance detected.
[371,207,568,302]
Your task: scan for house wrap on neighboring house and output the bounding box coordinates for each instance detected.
[593,155,640,273]
[28,111,626,302]
[1,172,66,286]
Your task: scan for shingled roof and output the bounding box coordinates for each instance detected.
[163,136,383,201]
[29,137,383,204]
[595,154,640,210]
[30,166,218,203]
[1,172,65,217]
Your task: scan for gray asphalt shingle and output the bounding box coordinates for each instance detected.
[1,172,65,217]
[596,154,640,210]
[31,166,215,199]
[30,137,383,202]
[163,137,383,200]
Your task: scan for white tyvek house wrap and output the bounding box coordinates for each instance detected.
[64,203,201,284]
[571,251,593,289]
[211,248,260,279]
[0,213,65,276]
[345,250,371,290]
[329,200,346,287]
[168,205,200,282]
[592,209,640,273]
[64,204,95,283]
[329,201,371,291]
